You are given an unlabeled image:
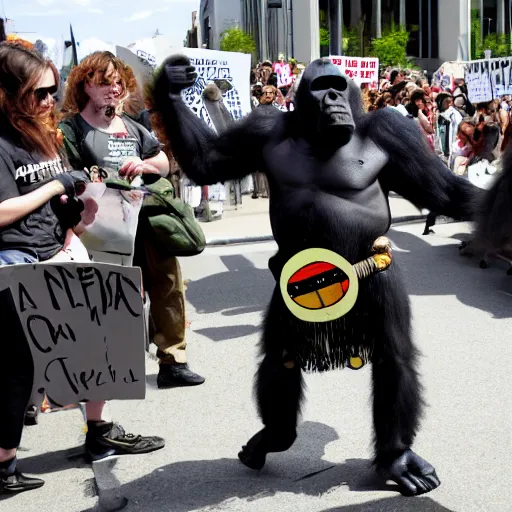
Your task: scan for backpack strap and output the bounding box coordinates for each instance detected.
[60,116,87,170]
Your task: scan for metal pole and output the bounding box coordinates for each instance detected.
[329,0,343,55]
[399,0,406,27]
[419,0,423,59]
[260,0,268,61]
[480,0,484,42]
[289,0,295,57]
[427,0,431,58]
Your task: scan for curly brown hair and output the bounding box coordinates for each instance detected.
[61,51,138,118]
[0,42,61,157]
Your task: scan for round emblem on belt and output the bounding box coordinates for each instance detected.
[280,248,359,323]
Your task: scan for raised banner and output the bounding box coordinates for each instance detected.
[330,56,379,89]
[125,38,252,122]
[464,57,512,103]
[3,262,146,406]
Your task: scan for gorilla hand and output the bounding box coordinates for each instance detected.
[163,55,198,95]
[381,449,441,496]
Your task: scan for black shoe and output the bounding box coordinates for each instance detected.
[85,422,165,462]
[24,405,39,426]
[157,363,205,388]
[0,469,44,494]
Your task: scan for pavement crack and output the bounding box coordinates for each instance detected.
[293,464,336,482]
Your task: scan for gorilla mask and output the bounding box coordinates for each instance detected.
[295,59,359,148]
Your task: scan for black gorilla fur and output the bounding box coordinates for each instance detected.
[152,57,480,497]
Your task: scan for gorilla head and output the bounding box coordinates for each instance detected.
[295,58,363,148]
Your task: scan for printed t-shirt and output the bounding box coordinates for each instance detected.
[0,136,70,260]
[59,114,160,172]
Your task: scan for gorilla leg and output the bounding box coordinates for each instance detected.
[239,295,304,470]
[371,276,440,496]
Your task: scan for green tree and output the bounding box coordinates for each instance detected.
[471,8,483,59]
[368,27,409,68]
[220,27,256,56]
[482,33,511,58]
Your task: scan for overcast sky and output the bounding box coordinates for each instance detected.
[2,0,200,46]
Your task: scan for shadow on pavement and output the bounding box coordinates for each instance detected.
[185,254,273,318]
[83,421,447,512]
[320,496,455,511]
[388,227,512,319]
[16,446,86,475]
[194,324,261,341]
[186,226,512,337]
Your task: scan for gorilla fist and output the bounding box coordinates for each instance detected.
[163,55,198,95]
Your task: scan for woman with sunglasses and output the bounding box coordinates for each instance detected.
[0,43,164,496]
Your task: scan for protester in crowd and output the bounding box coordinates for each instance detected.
[272,53,294,97]
[0,43,165,495]
[59,51,205,388]
[259,84,286,111]
[390,68,404,86]
[406,89,435,145]
[451,120,475,175]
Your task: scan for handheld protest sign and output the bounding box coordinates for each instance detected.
[280,237,392,323]
[5,262,146,406]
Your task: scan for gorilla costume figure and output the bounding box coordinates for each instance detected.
[152,57,479,496]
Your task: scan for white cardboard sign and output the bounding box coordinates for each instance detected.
[5,262,146,405]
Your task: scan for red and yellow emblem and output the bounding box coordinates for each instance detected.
[280,248,359,323]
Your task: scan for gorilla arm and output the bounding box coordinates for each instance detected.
[151,67,278,186]
[367,108,482,218]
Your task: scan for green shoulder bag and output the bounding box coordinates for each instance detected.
[141,178,206,257]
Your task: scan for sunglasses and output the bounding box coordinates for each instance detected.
[34,85,58,102]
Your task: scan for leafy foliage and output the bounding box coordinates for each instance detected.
[471,9,511,59]
[482,33,510,58]
[368,27,409,68]
[220,27,257,56]
[320,27,330,47]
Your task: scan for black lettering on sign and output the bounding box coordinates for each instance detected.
[79,369,95,390]
[27,315,76,354]
[44,267,84,311]
[96,371,106,387]
[18,283,37,312]
[106,271,141,318]
[123,369,139,384]
[45,357,79,395]
[77,267,108,325]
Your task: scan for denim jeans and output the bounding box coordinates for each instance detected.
[0,249,38,266]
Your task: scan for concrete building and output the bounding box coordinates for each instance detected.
[199,0,242,50]
[184,11,202,48]
[198,1,511,72]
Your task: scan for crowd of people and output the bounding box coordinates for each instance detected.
[362,69,511,177]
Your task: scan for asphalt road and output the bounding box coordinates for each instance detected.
[4,220,512,512]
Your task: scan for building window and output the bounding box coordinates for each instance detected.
[406,0,438,59]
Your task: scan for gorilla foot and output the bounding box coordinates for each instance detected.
[380,449,441,497]
[238,428,296,471]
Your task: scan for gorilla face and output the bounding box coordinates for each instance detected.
[295,59,360,148]
[310,75,354,131]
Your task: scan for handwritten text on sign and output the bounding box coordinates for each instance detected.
[330,56,379,89]
[11,263,146,405]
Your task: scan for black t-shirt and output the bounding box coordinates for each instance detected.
[0,136,71,260]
